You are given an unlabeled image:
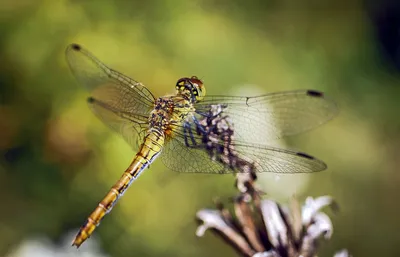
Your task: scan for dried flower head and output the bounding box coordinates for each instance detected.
[196,172,350,257]
[194,103,349,257]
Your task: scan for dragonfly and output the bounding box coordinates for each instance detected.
[65,43,338,248]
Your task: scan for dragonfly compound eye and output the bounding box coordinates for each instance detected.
[175,77,206,102]
[189,76,206,102]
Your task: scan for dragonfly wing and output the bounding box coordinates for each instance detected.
[233,143,326,173]
[161,132,229,174]
[66,44,155,150]
[87,97,148,150]
[163,124,326,173]
[195,90,338,145]
[162,125,326,173]
[161,103,328,174]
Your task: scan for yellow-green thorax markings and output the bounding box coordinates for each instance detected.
[150,76,207,138]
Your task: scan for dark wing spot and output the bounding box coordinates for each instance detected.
[71,43,81,51]
[296,152,315,160]
[306,90,323,97]
[87,97,95,103]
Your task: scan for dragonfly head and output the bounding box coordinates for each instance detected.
[176,76,206,102]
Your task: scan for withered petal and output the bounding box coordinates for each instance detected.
[302,196,335,225]
[196,209,256,257]
[252,250,280,257]
[196,209,230,237]
[260,200,288,248]
[334,249,352,257]
[306,212,333,240]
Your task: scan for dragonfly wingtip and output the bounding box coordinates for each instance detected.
[296,152,315,160]
[306,90,324,98]
[70,43,81,51]
[87,97,95,103]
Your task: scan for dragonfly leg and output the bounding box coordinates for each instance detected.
[196,104,258,174]
[192,115,206,135]
[183,121,197,147]
[183,123,190,147]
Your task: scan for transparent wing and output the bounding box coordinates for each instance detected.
[161,90,334,174]
[86,97,148,150]
[66,44,155,150]
[233,144,326,173]
[160,122,327,174]
[195,90,338,145]
[161,136,229,174]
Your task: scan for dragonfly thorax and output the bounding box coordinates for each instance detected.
[150,96,194,136]
[175,76,206,103]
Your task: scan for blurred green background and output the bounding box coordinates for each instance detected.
[1,0,400,256]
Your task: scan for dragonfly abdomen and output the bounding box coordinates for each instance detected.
[72,131,165,247]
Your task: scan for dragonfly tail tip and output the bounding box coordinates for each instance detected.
[72,238,83,248]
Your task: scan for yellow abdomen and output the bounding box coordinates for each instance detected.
[72,131,164,247]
